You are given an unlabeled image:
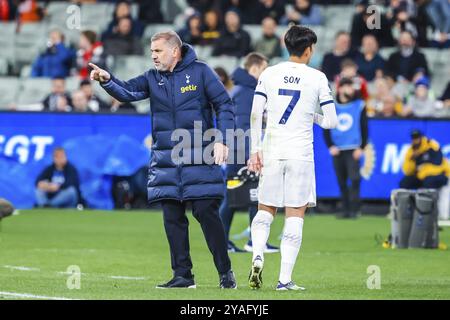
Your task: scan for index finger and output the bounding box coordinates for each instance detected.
[88,62,100,70]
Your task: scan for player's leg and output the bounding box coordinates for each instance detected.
[248,159,283,289]
[35,189,49,207]
[347,150,362,218]
[276,159,314,291]
[48,186,78,208]
[158,200,195,288]
[276,206,307,291]
[191,198,236,288]
[333,151,350,218]
[246,204,279,253]
[249,203,276,289]
[219,192,242,252]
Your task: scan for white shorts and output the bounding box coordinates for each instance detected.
[258,159,316,208]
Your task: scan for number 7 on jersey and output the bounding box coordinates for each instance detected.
[278,89,301,124]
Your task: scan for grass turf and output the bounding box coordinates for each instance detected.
[0,209,449,300]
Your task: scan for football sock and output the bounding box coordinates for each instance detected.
[279,217,304,284]
[251,210,274,263]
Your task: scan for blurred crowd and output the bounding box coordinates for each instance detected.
[0,0,449,116]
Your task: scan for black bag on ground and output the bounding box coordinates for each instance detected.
[390,189,415,249]
[408,189,439,249]
[227,167,258,210]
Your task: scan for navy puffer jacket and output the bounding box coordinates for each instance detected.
[101,44,234,203]
[227,67,257,177]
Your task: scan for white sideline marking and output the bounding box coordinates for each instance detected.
[0,291,77,300]
[3,265,147,282]
[3,265,40,272]
[57,271,146,281]
[438,220,450,227]
[109,276,146,280]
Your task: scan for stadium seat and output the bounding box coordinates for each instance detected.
[112,55,153,80]
[130,2,139,19]
[323,5,354,27]
[193,45,213,61]
[203,56,239,74]
[379,47,397,60]
[19,64,32,78]
[46,2,73,29]
[242,25,262,47]
[161,0,188,24]
[14,23,48,67]
[142,24,174,45]
[0,77,19,109]
[0,58,8,76]
[16,78,52,107]
[135,98,151,113]
[275,25,289,39]
[81,3,115,32]
[94,83,113,105]
[0,24,16,66]
[65,76,82,92]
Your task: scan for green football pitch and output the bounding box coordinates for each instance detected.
[0,209,449,300]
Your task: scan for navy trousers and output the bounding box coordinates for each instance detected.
[160,199,231,279]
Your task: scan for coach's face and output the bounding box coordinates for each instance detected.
[151,39,178,72]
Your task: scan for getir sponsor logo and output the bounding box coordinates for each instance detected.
[181,84,197,93]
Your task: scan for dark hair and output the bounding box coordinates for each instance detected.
[81,30,97,45]
[410,129,423,140]
[214,67,230,86]
[53,147,66,154]
[243,52,268,71]
[79,79,91,87]
[284,25,317,57]
[339,77,354,87]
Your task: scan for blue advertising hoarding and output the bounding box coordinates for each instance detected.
[314,118,450,199]
[0,112,152,209]
[0,112,449,209]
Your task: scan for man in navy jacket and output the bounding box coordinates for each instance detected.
[31,29,75,78]
[90,31,236,289]
[35,147,81,209]
[219,52,279,253]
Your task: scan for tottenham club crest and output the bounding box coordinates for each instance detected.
[185,74,190,84]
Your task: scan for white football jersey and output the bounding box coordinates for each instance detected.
[254,61,333,161]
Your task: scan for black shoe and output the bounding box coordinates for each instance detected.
[156,276,196,289]
[219,270,237,289]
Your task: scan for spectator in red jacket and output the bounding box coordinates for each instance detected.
[76,30,106,79]
[335,59,369,100]
[0,0,17,21]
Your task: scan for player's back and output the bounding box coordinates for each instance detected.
[256,61,328,161]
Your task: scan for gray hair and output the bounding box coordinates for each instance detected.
[151,30,182,49]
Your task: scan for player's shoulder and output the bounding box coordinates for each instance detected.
[260,64,279,77]
[304,65,327,80]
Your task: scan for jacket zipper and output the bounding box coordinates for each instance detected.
[170,73,183,202]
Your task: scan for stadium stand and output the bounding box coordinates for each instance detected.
[0,77,20,109]
[16,78,52,110]
[0,0,448,114]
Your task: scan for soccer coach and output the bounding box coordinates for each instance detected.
[89,31,236,289]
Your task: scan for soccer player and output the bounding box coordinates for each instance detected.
[247,25,338,291]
